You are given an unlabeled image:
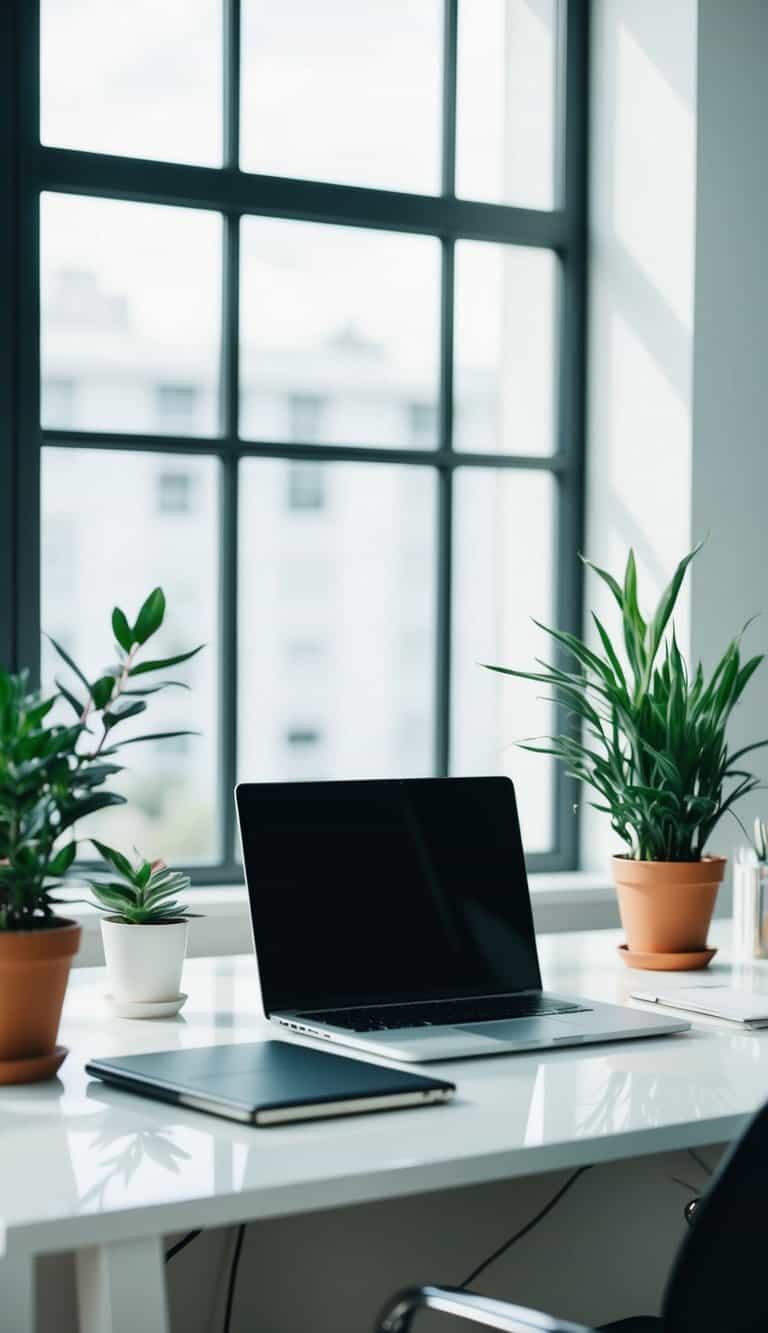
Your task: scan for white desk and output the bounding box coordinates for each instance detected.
[1,921,765,1333]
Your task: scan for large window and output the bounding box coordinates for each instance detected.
[1,0,587,877]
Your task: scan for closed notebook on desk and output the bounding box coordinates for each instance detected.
[86,1040,456,1125]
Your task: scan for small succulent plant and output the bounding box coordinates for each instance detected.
[87,840,195,924]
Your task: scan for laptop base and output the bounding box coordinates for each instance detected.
[274,995,690,1062]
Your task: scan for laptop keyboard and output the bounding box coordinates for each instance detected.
[298,994,590,1033]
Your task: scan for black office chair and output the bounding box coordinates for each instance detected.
[376,1097,768,1333]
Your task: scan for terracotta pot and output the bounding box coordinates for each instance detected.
[0,918,81,1084]
[612,856,726,955]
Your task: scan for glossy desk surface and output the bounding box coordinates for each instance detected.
[1,922,764,1259]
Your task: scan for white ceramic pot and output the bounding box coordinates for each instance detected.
[101,918,188,1004]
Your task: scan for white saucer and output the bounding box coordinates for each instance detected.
[105,993,187,1020]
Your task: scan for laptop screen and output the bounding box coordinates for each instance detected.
[237,776,542,1014]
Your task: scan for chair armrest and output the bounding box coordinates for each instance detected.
[376,1286,596,1333]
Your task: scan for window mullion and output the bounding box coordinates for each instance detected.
[12,0,42,680]
[551,0,589,868]
[441,0,458,198]
[217,208,240,866]
[435,238,455,777]
[223,0,241,171]
[215,0,242,869]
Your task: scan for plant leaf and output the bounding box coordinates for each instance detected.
[128,645,204,677]
[90,674,116,710]
[55,677,86,718]
[99,729,197,752]
[46,635,91,693]
[120,681,190,697]
[90,839,135,879]
[132,588,166,646]
[644,542,704,670]
[111,607,134,654]
[47,841,77,877]
[102,698,147,730]
[56,792,126,834]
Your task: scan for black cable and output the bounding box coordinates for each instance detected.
[688,1146,713,1176]
[165,1229,202,1262]
[223,1224,246,1333]
[458,1165,592,1291]
[669,1174,699,1194]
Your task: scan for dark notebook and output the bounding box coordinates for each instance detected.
[86,1040,456,1126]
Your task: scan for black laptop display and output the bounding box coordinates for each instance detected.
[237,775,541,1015]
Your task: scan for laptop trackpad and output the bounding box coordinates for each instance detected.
[458,1017,570,1045]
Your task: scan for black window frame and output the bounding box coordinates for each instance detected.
[0,0,588,879]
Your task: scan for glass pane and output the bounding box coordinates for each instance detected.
[41,448,220,862]
[454,242,556,456]
[41,194,222,436]
[451,469,555,853]
[240,219,440,447]
[41,0,222,166]
[239,460,436,781]
[456,0,559,209]
[240,0,441,193]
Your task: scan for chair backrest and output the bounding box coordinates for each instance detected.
[662,1099,768,1332]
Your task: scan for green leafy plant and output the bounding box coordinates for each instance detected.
[0,588,202,930]
[86,841,195,924]
[484,545,768,862]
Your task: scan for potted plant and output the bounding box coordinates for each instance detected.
[0,589,202,1082]
[87,842,197,1016]
[485,545,767,969]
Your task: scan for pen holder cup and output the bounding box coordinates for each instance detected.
[733,861,768,960]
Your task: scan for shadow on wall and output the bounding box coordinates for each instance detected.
[584,0,697,869]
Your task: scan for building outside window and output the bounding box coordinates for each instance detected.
[408,402,437,448]
[155,384,200,433]
[40,378,75,429]
[286,463,326,512]
[156,471,196,515]
[288,393,326,443]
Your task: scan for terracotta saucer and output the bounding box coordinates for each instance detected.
[0,1045,68,1086]
[618,944,717,971]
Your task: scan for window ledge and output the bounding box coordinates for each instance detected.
[60,873,619,966]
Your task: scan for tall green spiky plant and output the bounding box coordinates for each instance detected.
[485,544,768,862]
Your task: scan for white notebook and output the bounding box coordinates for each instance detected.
[632,985,768,1027]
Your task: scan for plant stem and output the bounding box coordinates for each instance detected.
[93,645,138,757]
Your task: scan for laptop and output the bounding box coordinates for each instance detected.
[236,776,690,1062]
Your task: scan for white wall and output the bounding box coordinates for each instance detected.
[583,0,698,871]
[690,0,768,883]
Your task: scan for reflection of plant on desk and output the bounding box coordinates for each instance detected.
[79,1128,192,1211]
[564,1063,732,1140]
